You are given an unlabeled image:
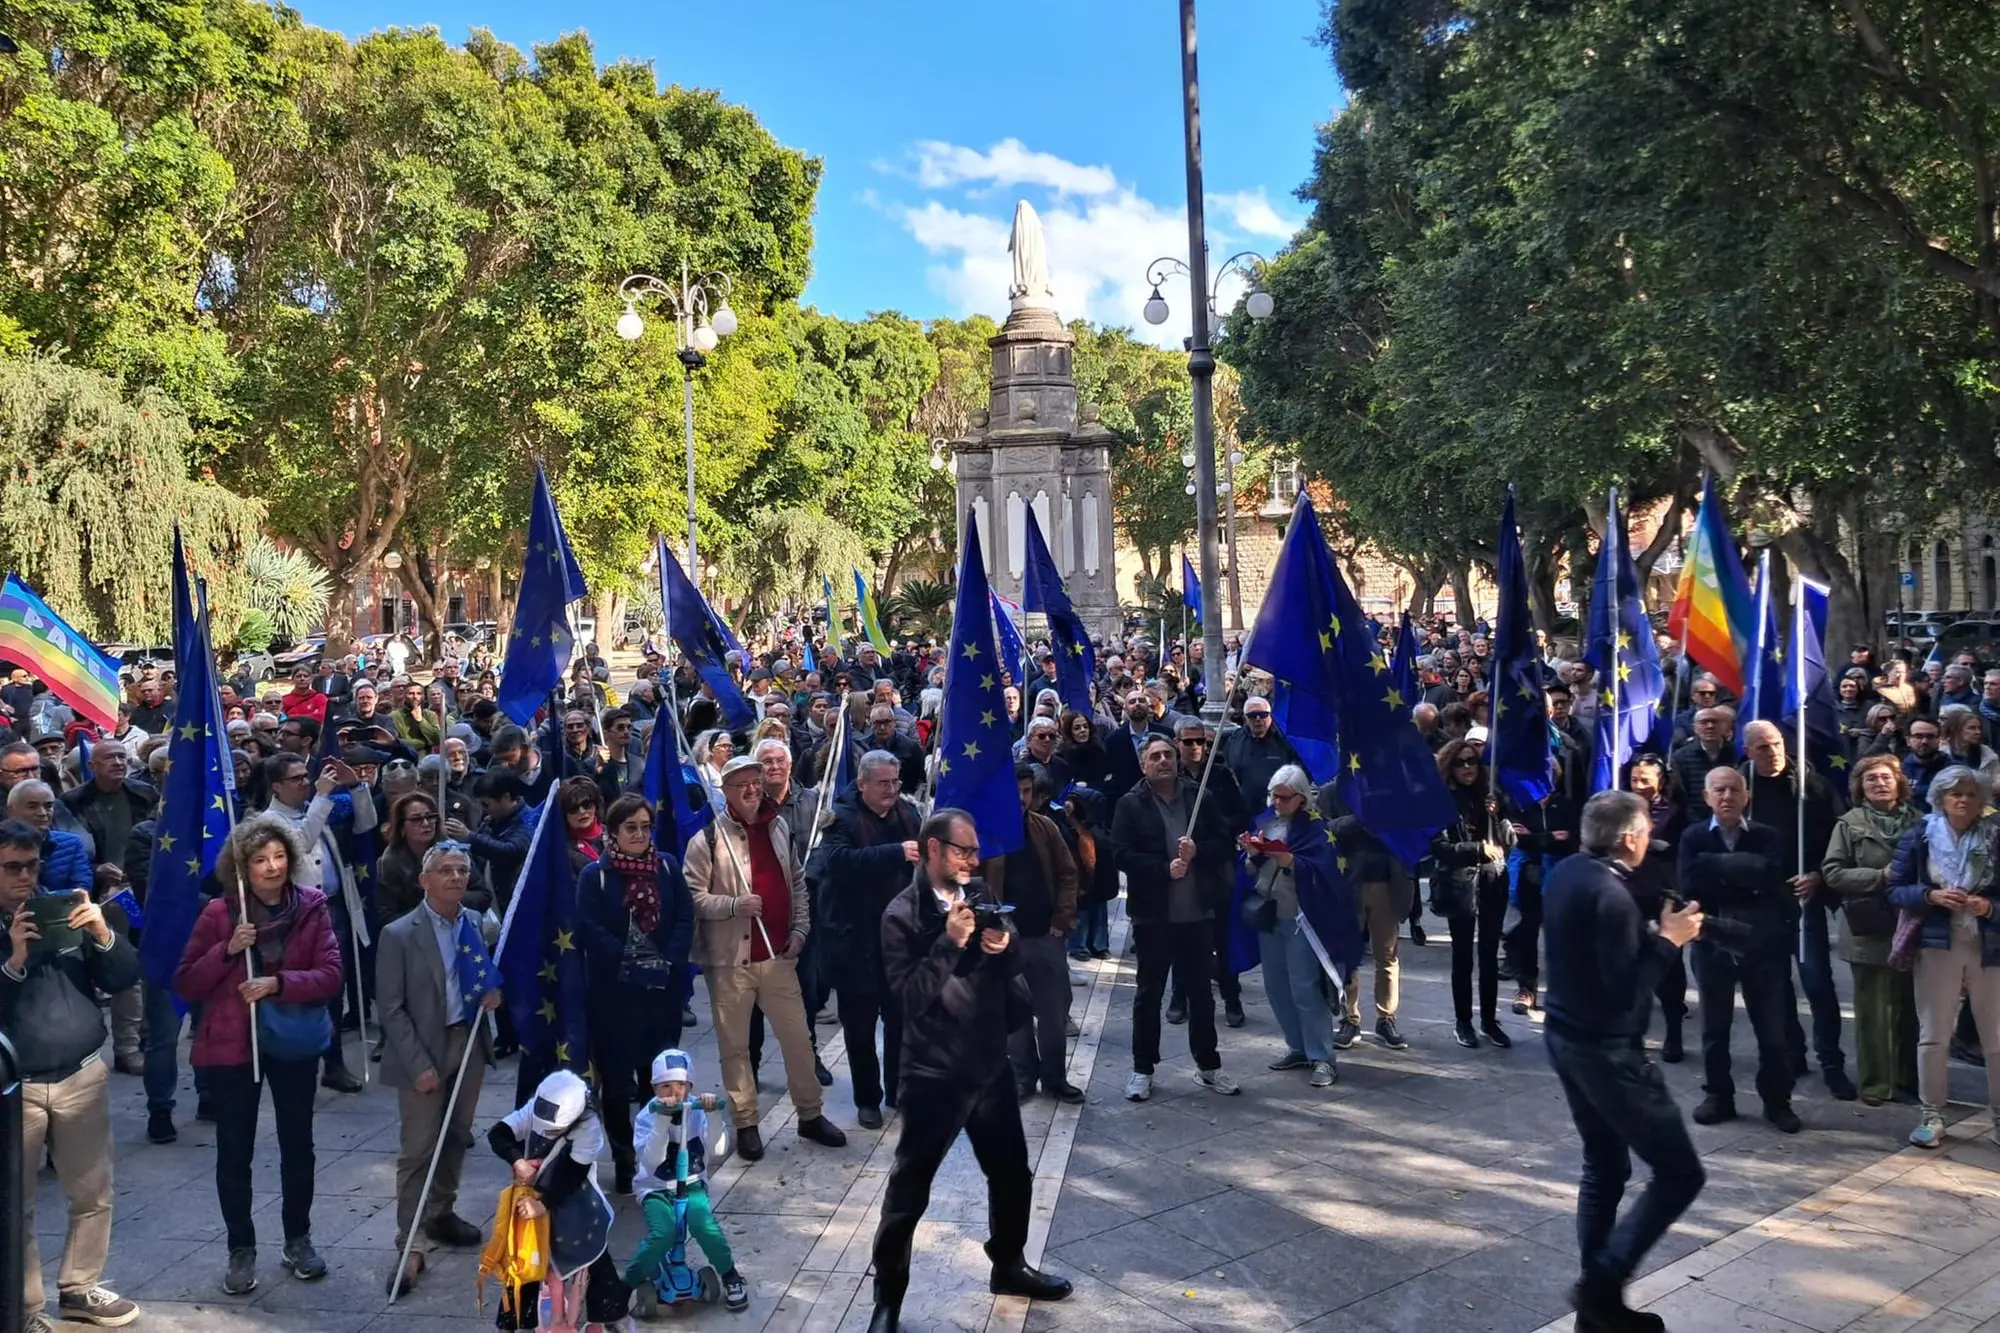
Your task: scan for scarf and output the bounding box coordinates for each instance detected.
[606,849,660,934]
[241,883,300,975]
[571,820,603,863]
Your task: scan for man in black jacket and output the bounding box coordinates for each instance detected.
[1678,767,1801,1132]
[1,817,143,1328]
[1168,716,1248,1028]
[865,809,1071,1333]
[1543,792,1706,1331]
[1112,736,1242,1102]
[812,752,922,1130]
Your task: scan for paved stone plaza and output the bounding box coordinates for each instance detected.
[32,902,2000,1333]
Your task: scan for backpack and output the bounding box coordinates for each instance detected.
[476,1183,550,1321]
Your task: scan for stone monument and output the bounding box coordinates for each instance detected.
[949,201,1122,641]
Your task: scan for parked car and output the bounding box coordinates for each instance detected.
[232,649,278,682]
[273,638,326,672]
[1934,620,2000,668]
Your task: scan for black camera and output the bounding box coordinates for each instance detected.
[971,899,1016,935]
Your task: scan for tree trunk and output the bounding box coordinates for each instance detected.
[324,572,359,655]
[1774,493,1869,668]
[1527,537,1562,637]
[593,588,620,652]
[406,546,447,660]
[493,564,514,648]
[1450,561,1476,627]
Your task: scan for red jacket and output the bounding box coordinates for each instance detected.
[280,688,328,723]
[174,886,343,1069]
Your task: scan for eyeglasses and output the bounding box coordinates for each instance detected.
[0,857,41,875]
[406,812,438,824]
[0,764,39,778]
[1179,737,1209,748]
[617,821,653,835]
[940,838,981,858]
[1454,758,1481,768]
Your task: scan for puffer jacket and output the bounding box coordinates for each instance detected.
[1886,817,2000,967]
[38,828,92,898]
[175,885,343,1068]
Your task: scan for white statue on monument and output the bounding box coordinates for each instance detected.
[1008,200,1056,311]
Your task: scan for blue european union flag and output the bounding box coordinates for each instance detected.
[454,911,496,1011]
[1390,613,1419,711]
[498,467,587,725]
[1020,508,1095,715]
[822,574,837,644]
[493,799,587,1073]
[642,705,714,860]
[658,539,754,732]
[1782,576,1845,782]
[936,513,1023,857]
[990,591,1026,681]
[1489,487,1554,808]
[1181,552,1203,621]
[1242,501,1344,784]
[140,530,237,991]
[1737,551,1785,749]
[1584,489,1666,792]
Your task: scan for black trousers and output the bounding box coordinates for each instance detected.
[209,1058,318,1250]
[870,1068,1031,1309]
[1657,952,1688,1026]
[1690,941,1794,1106]
[1503,873,1543,992]
[1448,884,1507,1025]
[1132,919,1219,1073]
[1169,910,1242,1007]
[1545,1029,1706,1286]
[591,980,684,1175]
[838,987,903,1111]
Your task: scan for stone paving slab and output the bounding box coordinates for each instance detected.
[31,894,2000,1333]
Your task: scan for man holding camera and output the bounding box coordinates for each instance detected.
[1543,791,1706,1333]
[866,808,1072,1333]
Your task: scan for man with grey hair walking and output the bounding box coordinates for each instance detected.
[1543,790,1707,1333]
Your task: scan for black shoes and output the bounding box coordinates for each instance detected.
[1375,1017,1409,1050]
[1660,1024,1684,1064]
[1165,1000,1187,1026]
[424,1213,484,1247]
[147,1110,176,1144]
[321,1067,364,1094]
[1409,922,1427,946]
[989,1260,1073,1301]
[1223,1001,1246,1028]
[1763,1101,1803,1134]
[867,1303,900,1333]
[737,1125,765,1162]
[1480,1020,1512,1049]
[1454,1022,1479,1049]
[1824,1067,1858,1101]
[1571,1275,1664,1332]
[856,1105,884,1130]
[1047,1081,1086,1105]
[613,1163,634,1195]
[798,1115,848,1148]
[1691,1094,1737,1126]
[815,1057,835,1088]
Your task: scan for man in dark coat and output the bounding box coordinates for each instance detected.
[810,751,922,1129]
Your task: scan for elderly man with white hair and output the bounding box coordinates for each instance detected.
[8,779,92,898]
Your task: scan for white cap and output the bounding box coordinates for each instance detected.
[650,1048,694,1086]
[529,1069,590,1135]
[1466,724,1490,745]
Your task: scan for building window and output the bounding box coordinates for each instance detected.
[1934,541,1953,611]
[1261,460,1302,518]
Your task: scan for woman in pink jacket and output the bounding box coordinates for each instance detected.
[175,812,343,1298]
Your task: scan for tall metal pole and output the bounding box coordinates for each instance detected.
[1178,0,1226,720]
[1222,446,1242,629]
[680,258,700,579]
[0,1031,21,1333]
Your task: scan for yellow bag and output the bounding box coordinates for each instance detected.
[476,1183,551,1319]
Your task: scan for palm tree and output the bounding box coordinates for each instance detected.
[244,538,333,641]
[883,577,954,640]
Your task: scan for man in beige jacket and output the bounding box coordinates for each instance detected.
[685,755,847,1160]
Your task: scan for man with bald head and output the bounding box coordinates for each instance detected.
[1678,766,1800,1133]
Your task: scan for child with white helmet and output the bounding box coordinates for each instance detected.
[624,1048,748,1312]
[487,1069,626,1331]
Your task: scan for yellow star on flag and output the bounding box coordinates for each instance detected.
[1616,661,1632,683]
[961,640,980,660]
[157,831,176,853]
[1616,631,1632,650]
[554,929,574,952]
[1600,688,1616,708]
[538,1000,556,1023]
[1348,753,1362,773]
[980,674,995,689]
[980,710,996,726]
[1369,652,1390,675]
[179,722,199,741]
[539,961,557,983]
[555,1042,571,1064]
[185,857,200,875]
[1383,687,1405,709]
[962,741,981,760]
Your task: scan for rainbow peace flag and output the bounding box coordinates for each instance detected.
[0,575,124,733]
[1667,476,1756,696]
[854,569,892,655]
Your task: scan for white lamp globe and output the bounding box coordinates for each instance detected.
[1142,289,1169,326]
[1245,289,1275,321]
[711,303,738,338]
[616,306,645,341]
[692,321,718,352]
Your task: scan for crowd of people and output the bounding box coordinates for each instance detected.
[3,610,1998,1333]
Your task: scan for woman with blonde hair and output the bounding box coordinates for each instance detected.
[1822,752,1920,1105]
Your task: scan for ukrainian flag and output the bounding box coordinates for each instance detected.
[854,569,892,655]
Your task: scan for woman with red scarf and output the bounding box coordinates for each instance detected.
[574,792,695,1194]
[558,775,606,872]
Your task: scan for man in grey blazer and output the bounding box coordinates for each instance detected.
[377,842,501,1294]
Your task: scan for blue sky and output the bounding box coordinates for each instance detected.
[293,0,1343,344]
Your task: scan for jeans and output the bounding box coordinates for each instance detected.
[1261,918,1335,1062]
[1544,1029,1706,1286]
[870,1069,1031,1310]
[1690,941,1795,1106]
[208,1057,319,1249]
[1503,870,1544,992]
[837,987,904,1111]
[1131,919,1220,1074]
[1788,903,1846,1073]
[1448,883,1507,1025]
[1067,901,1110,956]
[142,978,184,1114]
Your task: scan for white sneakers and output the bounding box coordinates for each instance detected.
[1194,1068,1241,1096]
[1125,1072,1153,1101]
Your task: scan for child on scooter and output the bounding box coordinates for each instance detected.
[624,1049,748,1312]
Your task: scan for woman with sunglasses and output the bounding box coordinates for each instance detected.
[559,776,606,874]
[1430,739,1516,1049]
[378,793,462,923]
[576,794,695,1193]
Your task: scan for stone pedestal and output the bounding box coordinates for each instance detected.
[950,303,1121,642]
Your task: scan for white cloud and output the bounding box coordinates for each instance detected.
[1207,188,1304,241]
[884,141,1285,347]
[910,138,1119,196]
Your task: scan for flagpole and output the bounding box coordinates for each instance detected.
[1792,565,1807,882]
[198,578,260,1083]
[802,704,846,865]
[1608,486,1623,792]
